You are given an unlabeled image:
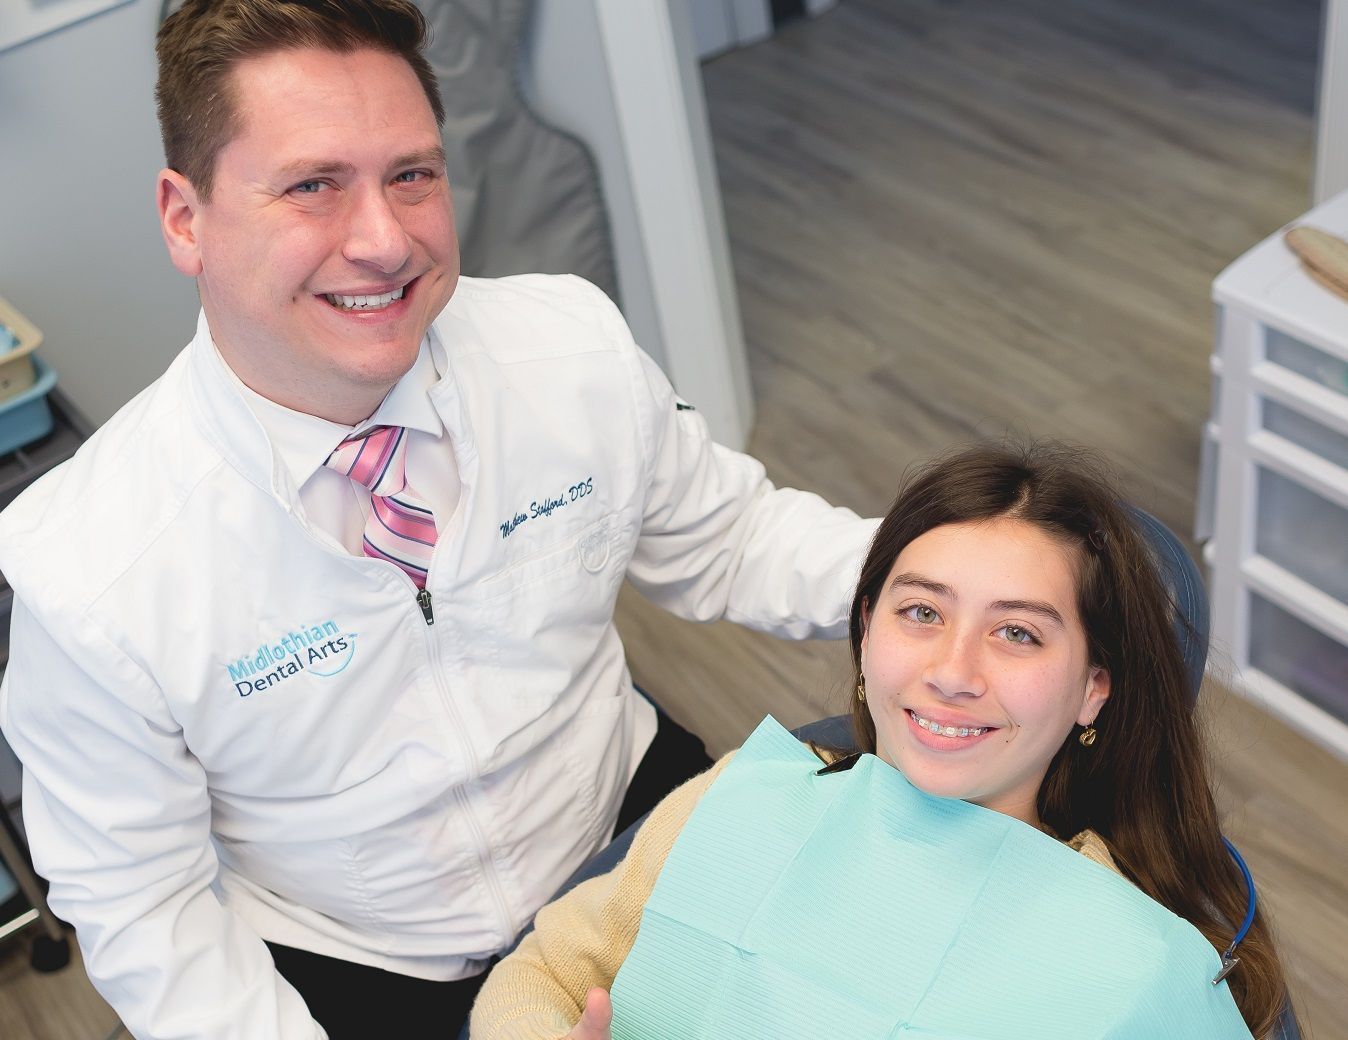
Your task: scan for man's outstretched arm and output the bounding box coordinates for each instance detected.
[1,601,325,1040]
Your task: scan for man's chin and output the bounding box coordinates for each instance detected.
[311,304,428,364]
[349,339,424,389]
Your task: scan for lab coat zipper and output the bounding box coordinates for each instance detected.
[416,580,519,945]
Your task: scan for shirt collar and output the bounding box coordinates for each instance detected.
[219,341,445,491]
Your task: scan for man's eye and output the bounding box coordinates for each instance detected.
[393,170,426,184]
[292,181,326,194]
[902,604,940,625]
[998,624,1037,645]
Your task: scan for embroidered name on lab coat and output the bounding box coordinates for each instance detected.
[499,476,594,539]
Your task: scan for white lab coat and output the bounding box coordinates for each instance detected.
[0,274,875,1039]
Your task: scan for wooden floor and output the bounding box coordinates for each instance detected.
[1,0,1341,1036]
[0,936,120,1040]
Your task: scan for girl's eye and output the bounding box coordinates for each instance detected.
[902,604,940,625]
[998,624,1038,645]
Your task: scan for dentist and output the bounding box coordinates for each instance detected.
[0,2,874,1039]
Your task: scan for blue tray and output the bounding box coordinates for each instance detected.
[0,356,57,456]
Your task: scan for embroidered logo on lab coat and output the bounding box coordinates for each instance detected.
[225,619,358,698]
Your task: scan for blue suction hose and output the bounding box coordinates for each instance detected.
[1213,836,1257,985]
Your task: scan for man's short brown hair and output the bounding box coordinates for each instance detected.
[156,0,445,201]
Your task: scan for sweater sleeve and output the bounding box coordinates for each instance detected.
[469,753,736,1040]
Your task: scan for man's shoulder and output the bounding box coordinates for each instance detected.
[451,272,614,312]
[440,274,636,363]
[0,350,221,609]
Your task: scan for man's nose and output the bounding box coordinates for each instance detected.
[922,629,988,698]
[343,187,413,273]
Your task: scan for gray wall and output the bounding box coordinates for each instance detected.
[0,0,195,800]
[0,0,199,427]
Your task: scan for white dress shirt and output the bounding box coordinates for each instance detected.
[223,342,462,555]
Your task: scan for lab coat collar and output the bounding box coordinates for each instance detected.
[222,342,444,496]
[185,311,450,504]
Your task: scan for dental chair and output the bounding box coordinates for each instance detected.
[469,509,1301,1040]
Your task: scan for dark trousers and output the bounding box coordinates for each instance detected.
[268,710,710,1038]
[265,940,486,1039]
[614,705,713,835]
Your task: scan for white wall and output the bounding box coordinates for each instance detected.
[688,0,771,59]
[522,0,754,447]
[0,0,199,427]
[1317,0,1348,202]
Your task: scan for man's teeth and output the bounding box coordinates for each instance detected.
[325,286,405,310]
[912,711,987,738]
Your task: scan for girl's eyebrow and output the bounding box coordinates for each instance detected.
[888,573,953,598]
[889,573,1066,627]
[990,599,1065,627]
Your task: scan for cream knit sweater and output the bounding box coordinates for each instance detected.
[469,749,1122,1040]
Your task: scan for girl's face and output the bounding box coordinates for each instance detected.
[860,518,1110,828]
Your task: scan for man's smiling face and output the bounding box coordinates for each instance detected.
[160,46,458,423]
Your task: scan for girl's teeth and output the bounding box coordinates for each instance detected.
[326,286,405,310]
[913,712,986,737]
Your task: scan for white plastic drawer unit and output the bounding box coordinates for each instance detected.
[1204,190,1348,760]
[1263,399,1348,473]
[1255,466,1348,604]
[1266,329,1348,400]
[1249,592,1348,722]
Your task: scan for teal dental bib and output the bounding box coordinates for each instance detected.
[609,717,1252,1039]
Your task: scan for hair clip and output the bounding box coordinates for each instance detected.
[1087,526,1108,552]
[815,752,862,776]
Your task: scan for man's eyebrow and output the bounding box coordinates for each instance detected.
[887,573,954,598]
[391,147,448,171]
[275,158,356,180]
[273,148,447,181]
[990,599,1065,626]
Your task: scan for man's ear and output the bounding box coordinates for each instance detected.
[158,168,204,277]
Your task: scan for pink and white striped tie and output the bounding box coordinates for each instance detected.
[325,426,438,588]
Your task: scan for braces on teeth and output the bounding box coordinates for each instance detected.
[913,713,986,738]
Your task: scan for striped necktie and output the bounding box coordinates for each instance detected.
[324,425,438,588]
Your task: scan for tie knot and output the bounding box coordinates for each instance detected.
[325,425,409,498]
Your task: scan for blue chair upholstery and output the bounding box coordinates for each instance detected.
[1127,505,1209,705]
[480,509,1299,1040]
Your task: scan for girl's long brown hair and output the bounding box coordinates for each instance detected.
[847,442,1293,1037]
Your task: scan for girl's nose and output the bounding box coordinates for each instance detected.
[922,630,988,699]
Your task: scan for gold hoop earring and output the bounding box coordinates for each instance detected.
[856,676,867,704]
[1078,725,1098,748]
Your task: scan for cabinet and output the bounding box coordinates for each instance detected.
[1200,192,1348,759]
